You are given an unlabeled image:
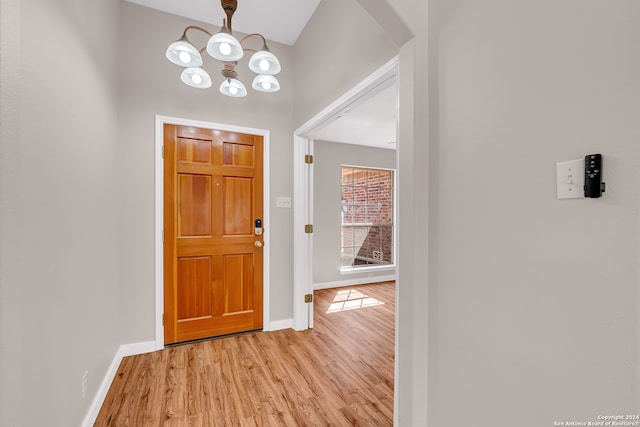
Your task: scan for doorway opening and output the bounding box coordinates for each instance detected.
[292,56,399,330]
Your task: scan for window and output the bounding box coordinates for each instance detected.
[341,166,394,268]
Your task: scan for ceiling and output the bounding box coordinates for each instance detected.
[127,0,397,150]
[125,0,321,46]
[311,83,397,150]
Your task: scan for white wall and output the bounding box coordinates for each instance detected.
[291,0,417,423]
[365,0,640,424]
[313,140,396,285]
[0,0,122,425]
[428,0,640,425]
[117,2,295,343]
[293,0,398,128]
[370,2,430,425]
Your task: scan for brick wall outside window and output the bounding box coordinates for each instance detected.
[341,166,394,266]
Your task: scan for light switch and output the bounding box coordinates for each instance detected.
[556,159,584,199]
[276,196,292,208]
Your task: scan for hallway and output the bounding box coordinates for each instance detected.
[95,282,395,426]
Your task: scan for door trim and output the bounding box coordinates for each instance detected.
[154,115,271,349]
[292,55,399,331]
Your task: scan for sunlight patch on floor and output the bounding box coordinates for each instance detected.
[326,289,384,313]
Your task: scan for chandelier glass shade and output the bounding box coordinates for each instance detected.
[165,0,281,97]
[248,50,281,75]
[166,38,203,68]
[206,31,244,62]
[219,77,248,97]
[180,67,212,88]
[252,74,280,93]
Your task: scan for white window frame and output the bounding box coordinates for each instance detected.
[340,165,396,272]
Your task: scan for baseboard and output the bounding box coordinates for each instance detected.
[313,274,396,290]
[80,340,156,427]
[79,318,296,427]
[269,318,293,331]
[120,341,157,357]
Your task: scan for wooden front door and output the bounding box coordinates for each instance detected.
[163,124,264,345]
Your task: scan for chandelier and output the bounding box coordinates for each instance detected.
[165,0,281,97]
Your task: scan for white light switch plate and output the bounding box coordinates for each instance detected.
[276,196,292,208]
[556,159,584,199]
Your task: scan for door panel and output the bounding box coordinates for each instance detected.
[164,124,263,344]
[178,174,212,237]
[224,140,254,166]
[178,137,212,164]
[176,256,212,320]
[223,177,253,236]
[221,253,254,314]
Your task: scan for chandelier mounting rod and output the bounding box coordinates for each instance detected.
[220,0,238,33]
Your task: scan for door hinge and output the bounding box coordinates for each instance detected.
[162,230,164,243]
[305,294,313,303]
[305,224,313,234]
[162,313,165,326]
[162,145,164,158]
[305,154,313,164]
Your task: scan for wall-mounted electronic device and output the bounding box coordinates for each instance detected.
[556,153,605,200]
[584,154,605,198]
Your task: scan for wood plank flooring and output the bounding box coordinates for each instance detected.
[95,281,395,426]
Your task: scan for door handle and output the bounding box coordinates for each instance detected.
[254,241,263,248]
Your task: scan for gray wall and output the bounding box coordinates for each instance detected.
[0,1,295,425]
[362,0,640,424]
[313,140,396,285]
[427,1,640,425]
[0,0,122,425]
[117,2,295,344]
[293,0,398,127]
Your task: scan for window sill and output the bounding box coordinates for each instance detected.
[340,264,396,275]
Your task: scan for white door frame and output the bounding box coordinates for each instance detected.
[292,56,399,331]
[154,115,271,349]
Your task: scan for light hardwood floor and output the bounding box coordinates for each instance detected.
[95,281,395,426]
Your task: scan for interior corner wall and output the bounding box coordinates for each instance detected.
[0,0,20,424]
[429,0,640,425]
[357,0,431,425]
[292,0,398,128]
[292,0,427,424]
[0,0,122,425]
[117,2,295,344]
[313,140,396,285]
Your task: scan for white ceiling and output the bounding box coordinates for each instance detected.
[125,0,321,46]
[128,0,397,150]
[311,83,397,150]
